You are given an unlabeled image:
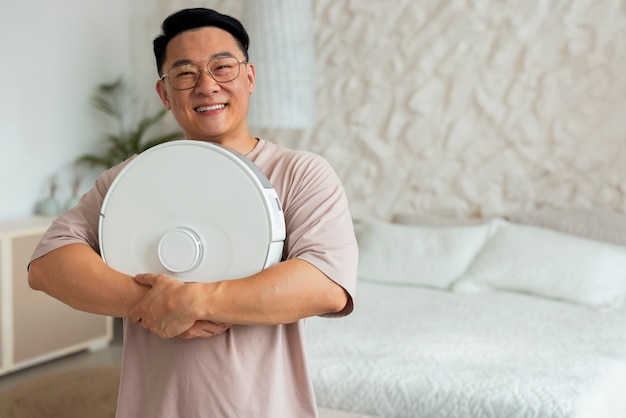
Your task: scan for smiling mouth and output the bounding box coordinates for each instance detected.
[195,104,226,113]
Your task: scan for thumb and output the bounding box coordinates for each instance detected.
[134,273,156,286]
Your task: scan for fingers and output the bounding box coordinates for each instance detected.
[127,273,179,325]
[128,305,142,324]
[178,320,231,340]
[133,316,192,339]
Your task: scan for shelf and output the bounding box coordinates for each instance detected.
[0,217,113,376]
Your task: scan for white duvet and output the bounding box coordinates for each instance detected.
[305,280,626,418]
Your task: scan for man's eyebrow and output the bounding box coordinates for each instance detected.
[170,59,195,68]
[169,52,238,68]
[209,51,238,60]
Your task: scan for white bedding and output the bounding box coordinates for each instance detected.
[305,280,626,418]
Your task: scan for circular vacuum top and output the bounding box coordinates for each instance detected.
[99,140,285,283]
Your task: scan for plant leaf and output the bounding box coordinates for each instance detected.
[76,76,183,169]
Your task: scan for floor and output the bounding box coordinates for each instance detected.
[0,318,376,418]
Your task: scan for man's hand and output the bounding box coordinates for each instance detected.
[128,273,230,339]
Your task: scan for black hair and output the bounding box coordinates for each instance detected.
[153,8,250,76]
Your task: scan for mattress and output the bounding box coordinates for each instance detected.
[305,280,626,418]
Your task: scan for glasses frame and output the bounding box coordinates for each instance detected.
[160,57,248,90]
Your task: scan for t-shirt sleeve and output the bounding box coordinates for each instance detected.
[29,159,133,266]
[277,153,358,317]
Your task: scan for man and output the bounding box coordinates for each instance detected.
[28,8,357,418]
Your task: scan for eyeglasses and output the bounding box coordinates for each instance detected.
[161,56,248,90]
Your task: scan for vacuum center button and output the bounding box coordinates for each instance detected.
[158,227,204,273]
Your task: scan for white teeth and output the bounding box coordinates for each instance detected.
[196,104,225,112]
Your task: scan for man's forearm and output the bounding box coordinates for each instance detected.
[126,258,349,339]
[196,258,348,325]
[28,243,148,318]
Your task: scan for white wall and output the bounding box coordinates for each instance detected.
[0,0,134,220]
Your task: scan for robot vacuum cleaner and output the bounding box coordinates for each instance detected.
[99,140,286,283]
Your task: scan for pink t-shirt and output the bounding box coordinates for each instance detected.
[30,139,358,417]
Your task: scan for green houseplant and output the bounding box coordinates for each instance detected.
[76,77,182,169]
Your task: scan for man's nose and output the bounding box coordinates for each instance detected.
[196,69,220,90]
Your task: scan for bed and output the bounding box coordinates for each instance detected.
[305,208,626,418]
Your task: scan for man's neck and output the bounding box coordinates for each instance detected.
[188,135,258,155]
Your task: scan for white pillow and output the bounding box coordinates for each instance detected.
[453,220,626,310]
[355,218,494,289]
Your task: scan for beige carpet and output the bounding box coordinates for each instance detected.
[0,366,377,418]
[0,367,120,418]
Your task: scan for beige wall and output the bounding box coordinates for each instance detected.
[138,1,626,220]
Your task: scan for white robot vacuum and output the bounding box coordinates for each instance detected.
[99,140,286,283]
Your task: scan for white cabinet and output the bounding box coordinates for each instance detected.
[0,216,113,376]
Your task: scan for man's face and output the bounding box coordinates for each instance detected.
[156,27,255,145]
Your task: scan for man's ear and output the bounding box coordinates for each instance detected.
[156,80,171,109]
[246,62,256,95]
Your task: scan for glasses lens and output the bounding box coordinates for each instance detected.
[208,57,241,83]
[168,64,201,90]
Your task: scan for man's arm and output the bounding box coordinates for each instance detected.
[28,243,233,339]
[127,258,348,339]
[28,243,148,318]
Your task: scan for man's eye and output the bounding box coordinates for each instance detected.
[173,67,199,78]
[212,64,234,74]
